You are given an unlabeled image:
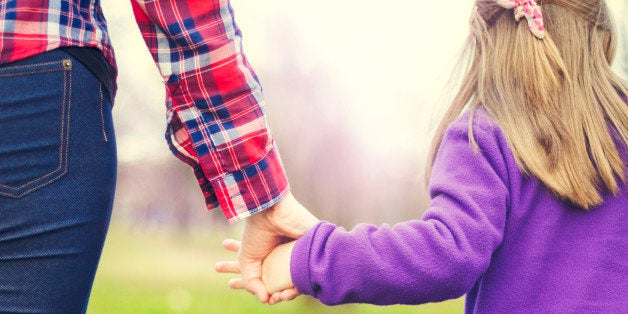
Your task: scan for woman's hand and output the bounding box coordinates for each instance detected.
[215,239,301,305]
[230,193,318,302]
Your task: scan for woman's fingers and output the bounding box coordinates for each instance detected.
[217,239,244,290]
[228,277,271,304]
[222,239,241,253]
[214,261,241,274]
[228,278,244,290]
[214,239,241,274]
[218,238,271,303]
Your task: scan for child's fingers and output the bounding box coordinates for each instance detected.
[279,288,300,301]
[214,261,241,274]
[268,292,283,305]
[268,288,300,305]
[222,239,241,252]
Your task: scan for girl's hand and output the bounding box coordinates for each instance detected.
[262,241,297,294]
[234,193,318,302]
[215,239,301,305]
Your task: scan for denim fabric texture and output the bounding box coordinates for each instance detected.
[0,49,116,313]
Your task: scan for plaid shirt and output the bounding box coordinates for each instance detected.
[0,0,289,223]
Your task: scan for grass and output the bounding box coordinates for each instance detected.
[88,226,464,313]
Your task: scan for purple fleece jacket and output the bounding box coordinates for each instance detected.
[290,108,627,313]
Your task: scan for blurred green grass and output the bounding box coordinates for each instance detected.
[88,226,463,313]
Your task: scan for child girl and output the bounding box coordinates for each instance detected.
[217,0,627,312]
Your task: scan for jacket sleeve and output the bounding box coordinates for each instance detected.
[290,113,510,305]
[130,0,289,222]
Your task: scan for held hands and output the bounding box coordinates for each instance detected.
[216,239,299,305]
[214,192,319,304]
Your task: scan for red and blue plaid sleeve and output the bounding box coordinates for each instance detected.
[131,0,289,222]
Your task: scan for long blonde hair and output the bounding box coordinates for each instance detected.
[427,0,628,209]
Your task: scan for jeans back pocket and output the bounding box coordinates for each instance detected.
[0,56,72,198]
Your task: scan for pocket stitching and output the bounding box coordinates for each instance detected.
[0,60,61,72]
[99,83,108,142]
[0,68,60,78]
[0,60,71,197]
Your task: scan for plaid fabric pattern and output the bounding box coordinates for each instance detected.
[132,0,289,222]
[0,0,115,67]
[1,0,289,222]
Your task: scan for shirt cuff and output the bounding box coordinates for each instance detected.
[208,145,290,223]
[166,119,289,222]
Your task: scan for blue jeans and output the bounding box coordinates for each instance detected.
[0,49,116,313]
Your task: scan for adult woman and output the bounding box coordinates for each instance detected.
[0,0,301,311]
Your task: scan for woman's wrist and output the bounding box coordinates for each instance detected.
[261,192,320,238]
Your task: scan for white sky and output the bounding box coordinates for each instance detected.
[231,1,475,158]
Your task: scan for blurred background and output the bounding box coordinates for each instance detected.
[89,1,628,313]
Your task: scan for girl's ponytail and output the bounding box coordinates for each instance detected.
[428,0,628,209]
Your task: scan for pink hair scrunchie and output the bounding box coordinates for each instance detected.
[496,0,546,39]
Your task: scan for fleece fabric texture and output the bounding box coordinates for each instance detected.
[290,108,627,313]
